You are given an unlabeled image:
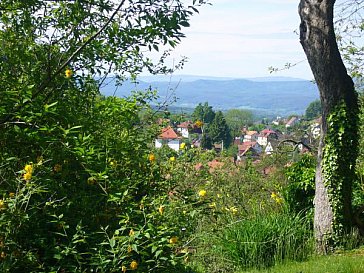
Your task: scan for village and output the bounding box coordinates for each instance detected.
[154,115,322,161]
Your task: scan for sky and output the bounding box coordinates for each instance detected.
[165,0,314,80]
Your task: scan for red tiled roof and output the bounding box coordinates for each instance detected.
[238,141,257,150]
[238,142,258,156]
[177,121,192,128]
[259,129,276,137]
[158,127,180,139]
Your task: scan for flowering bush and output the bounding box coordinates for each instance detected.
[0,93,196,272]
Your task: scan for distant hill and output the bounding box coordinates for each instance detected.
[100,76,319,117]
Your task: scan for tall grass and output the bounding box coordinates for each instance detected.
[217,211,314,271]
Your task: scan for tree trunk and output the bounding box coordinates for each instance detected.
[299,0,359,253]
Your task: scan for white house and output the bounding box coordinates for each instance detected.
[155,127,181,152]
[265,142,274,155]
[243,130,258,143]
[257,129,278,146]
[285,116,299,128]
[310,117,322,139]
[177,121,192,138]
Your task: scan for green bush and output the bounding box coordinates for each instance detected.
[0,93,196,272]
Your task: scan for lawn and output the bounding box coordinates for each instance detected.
[241,247,364,273]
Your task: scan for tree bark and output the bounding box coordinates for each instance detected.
[299,0,359,253]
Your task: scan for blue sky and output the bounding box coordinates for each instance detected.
[168,0,314,80]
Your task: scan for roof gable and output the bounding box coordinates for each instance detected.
[159,127,180,139]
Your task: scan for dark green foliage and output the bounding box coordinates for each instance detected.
[305,100,322,120]
[209,111,231,147]
[201,133,213,149]
[284,154,316,216]
[192,102,215,124]
[322,101,359,246]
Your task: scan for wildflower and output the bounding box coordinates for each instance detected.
[24,164,33,174]
[169,156,175,162]
[109,159,117,168]
[129,229,135,236]
[158,205,165,215]
[87,177,97,185]
[0,199,6,210]
[9,192,15,198]
[194,120,204,128]
[169,236,178,244]
[130,260,138,270]
[180,143,186,149]
[148,153,156,162]
[23,172,32,181]
[230,206,238,214]
[122,265,127,273]
[53,164,62,173]
[271,192,284,204]
[127,245,132,253]
[65,68,73,78]
[198,190,207,197]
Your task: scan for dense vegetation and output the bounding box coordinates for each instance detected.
[1,1,364,272]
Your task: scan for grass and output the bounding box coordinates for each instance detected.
[190,211,314,273]
[219,212,314,270]
[240,247,364,273]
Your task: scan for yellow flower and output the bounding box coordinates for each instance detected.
[198,190,207,197]
[87,177,97,185]
[65,68,73,78]
[130,260,138,270]
[122,265,127,273]
[127,245,132,253]
[158,205,165,215]
[53,164,62,173]
[180,143,186,149]
[169,236,178,244]
[271,192,284,204]
[0,199,6,210]
[148,153,156,162]
[9,192,15,198]
[24,164,33,174]
[230,206,238,214]
[129,229,135,236]
[109,159,117,168]
[23,172,32,181]
[169,156,175,162]
[195,120,204,128]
